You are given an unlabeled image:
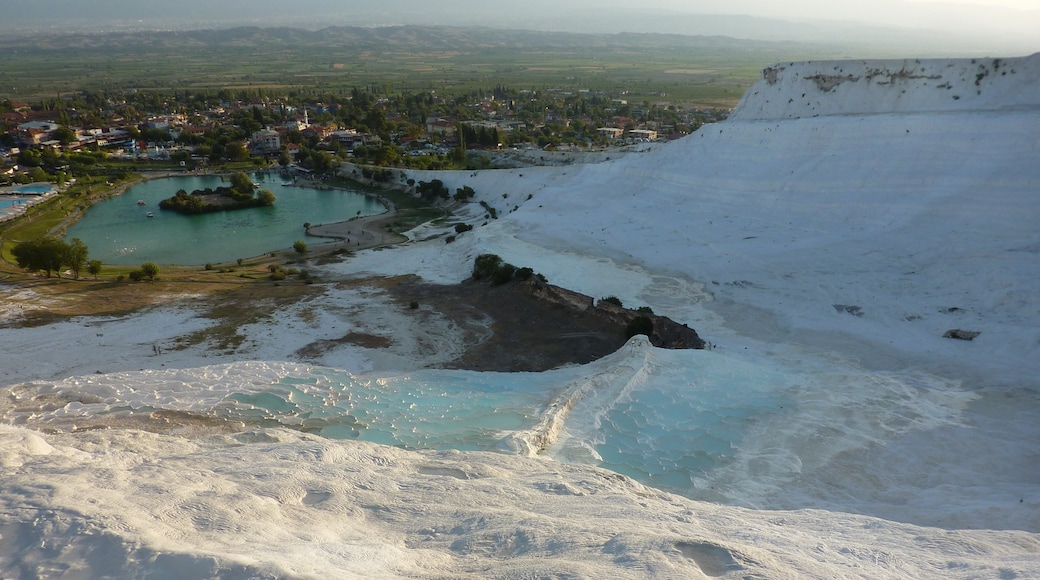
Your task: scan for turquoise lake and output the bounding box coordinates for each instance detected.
[64,173,385,265]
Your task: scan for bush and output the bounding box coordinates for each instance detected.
[473,254,503,280]
[454,223,473,234]
[128,270,144,282]
[600,296,623,308]
[453,185,476,201]
[445,235,456,244]
[409,301,419,310]
[625,316,654,339]
[491,263,517,285]
[140,262,159,281]
[205,263,213,270]
[293,240,307,254]
[515,267,534,281]
[637,306,654,315]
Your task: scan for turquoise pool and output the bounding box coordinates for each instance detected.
[14,183,55,194]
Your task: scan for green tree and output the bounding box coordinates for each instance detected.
[11,237,66,277]
[29,167,49,182]
[293,240,307,254]
[230,171,253,194]
[140,262,159,281]
[87,259,103,280]
[61,238,89,279]
[53,126,77,145]
[226,141,249,162]
[257,189,276,206]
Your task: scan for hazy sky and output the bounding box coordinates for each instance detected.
[655,0,1039,31]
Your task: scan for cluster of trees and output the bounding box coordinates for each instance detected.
[11,237,98,279]
[458,124,504,149]
[158,171,274,214]
[472,253,538,286]
[10,236,162,282]
[415,179,450,201]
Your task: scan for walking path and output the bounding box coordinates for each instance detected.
[306,209,407,250]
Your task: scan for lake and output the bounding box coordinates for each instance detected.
[64,173,385,265]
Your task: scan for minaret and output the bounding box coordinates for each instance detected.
[303,108,309,127]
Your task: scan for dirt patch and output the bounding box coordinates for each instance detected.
[295,332,392,359]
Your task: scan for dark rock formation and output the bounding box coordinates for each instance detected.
[522,277,706,350]
[943,329,981,340]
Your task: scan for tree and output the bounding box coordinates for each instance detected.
[230,171,253,194]
[293,240,307,254]
[61,238,89,279]
[87,259,103,280]
[257,189,276,206]
[140,262,159,281]
[53,126,77,145]
[226,141,249,162]
[11,237,68,278]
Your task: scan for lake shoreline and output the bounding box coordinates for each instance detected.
[62,169,402,266]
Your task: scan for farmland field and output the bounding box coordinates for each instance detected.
[0,26,845,107]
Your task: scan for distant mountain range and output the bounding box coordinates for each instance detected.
[0,25,827,55]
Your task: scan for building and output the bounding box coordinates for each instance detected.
[251,129,281,153]
[628,129,658,141]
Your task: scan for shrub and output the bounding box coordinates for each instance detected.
[409,301,419,310]
[454,223,473,234]
[140,262,159,281]
[205,263,213,271]
[637,306,654,315]
[445,235,456,244]
[600,296,623,308]
[515,267,534,281]
[293,240,307,254]
[128,270,144,281]
[453,185,476,201]
[473,254,503,280]
[491,263,516,285]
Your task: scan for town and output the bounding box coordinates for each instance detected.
[1,86,726,185]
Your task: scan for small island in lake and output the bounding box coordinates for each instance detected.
[159,171,275,215]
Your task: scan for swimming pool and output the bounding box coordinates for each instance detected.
[14,183,54,194]
[0,198,29,209]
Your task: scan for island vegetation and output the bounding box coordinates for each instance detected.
[158,171,275,214]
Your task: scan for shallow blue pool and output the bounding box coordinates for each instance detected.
[14,183,54,194]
